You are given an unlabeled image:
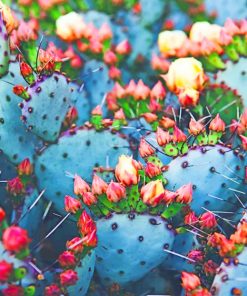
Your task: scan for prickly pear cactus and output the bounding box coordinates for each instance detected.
[0,14,10,77]
[35,129,131,212]
[0,62,40,163]
[21,72,80,142]
[96,213,174,286]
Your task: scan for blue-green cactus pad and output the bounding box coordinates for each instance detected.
[164,145,247,214]
[22,72,79,142]
[0,62,40,164]
[35,129,131,212]
[95,213,175,286]
[0,14,10,77]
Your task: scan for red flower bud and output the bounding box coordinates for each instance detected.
[156,127,171,146]
[2,285,24,296]
[104,50,117,65]
[187,250,204,262]
[115,40,132,55]
[0,207,6,223]
[200,212,217,229]
[176,183,193,204]
[145,162,161,178]
[240,135,247,150]
[58,251,77,268]
[181,272,201,292]
[184,211,198,225]
[106,181,126,202]
[78,210,96,235]
[74,175,90,196]
[91,105,102,116]
[3,226,31,253]
[141,112,158,123]
[64,195,81,214]
[209,114,225,132]
[189,119,205,136]
[60,269,78,286]
[20,62,33,77]
[173,126,187,142]
[18,158,33,176]
[159,116,175,129]
[83,229,97,247]
[13,85,26,95]
[139,139,155,158]
[66,237,84,254]
[82,192,97,206]
[0,260,13,282]
[92,174,108,195]
[7,177,24,196]
[45,284,61,296]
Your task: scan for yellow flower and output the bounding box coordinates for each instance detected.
[158,30,187,56]
[140,180,165,206]
[115,155,139,187]
[190,21,222,44]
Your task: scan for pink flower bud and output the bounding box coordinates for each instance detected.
[83,229,97,247]
[114,108,126,120]
[187,250,204,262]
[224,18,240,36]
[92,174,108,195]
[106,181,126,202]
[141,112,158,123]
[240,135,247,150]
[150,81,166,100]
[189,119,205,136]
[156,127,171,146]
[145,162,161,178]
[115,40,132,55]
[184,211,198,225]
[139,139,155,158]
[74,175,90,196]
[151,54,170,72]
[17,158,33,176]
[66,237,84,254]
[98,23,112,41]
[0,260,13,282]
[200,212,217,229]
[173,126,187,142]
[109,66,121,80]
[178,88,200,107]
[58,251,77,268]
[112,82,125,99]
[91,105,102,116]
[176,184,193,204]
[60,269,78,286]
[7,177,24,196]
[0,207,6,224]
[3,226,31,253]
[181,272,201,292]
[163,189,177,204]
[159,116,175,129]
[125,80,136,96]
[78,210,96,235]
[104,50,117,65]
[133,80,150,100]
[209,114,225,132]
[64,195,81,214]
[45,284,61,296]
[82,192,97,206]
[2,285,24,296]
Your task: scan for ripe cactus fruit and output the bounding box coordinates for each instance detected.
[20,72,80,142]
[95,213,175,286]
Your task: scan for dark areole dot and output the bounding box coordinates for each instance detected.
[128,213,135,220]
[221,183,227,188]
[182,161,188,168]
[86,140,91,146]
[49,92,54,98]
[163,243,169,249]
[111,223,118,230]
[204,200,210,206]
[117,249,123,254]
[62,153,68,158]
[119,271,124,275]
[149,218,158,225]
[235,165,241,171]
[0,118,4,124]
[210,167,216,173]
[42,114,47,120]
[140,261,146,265]
[56,191,61,196]
[35,87,42,93]
[192,184,197,190]
[6,95,11,102]
[138,236,144,242]
[28,107,33,113]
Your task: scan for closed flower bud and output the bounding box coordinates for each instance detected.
[74,175,90,196]
[139,139,155,158]
[189,119,205,136]
[66,237,84,254]
[173,126,187,142]
[98,23,112,41]
[150,81,166,100]
[7,177,24,196]
[224,18,240,36]
[158,30,187,56]
[60,269,78,286]
[159,116,175,129]
[115,155,139,186]
[133,80,150,101]
[82,192,97,206]
[145,162,161,178]
[109,66,121,80]
[3,226,31,253]
[187,250,204,262]
[0,207,6,224]
[17,158,33,176]
[200,212,217,229]
[141,112,158,123]
[91,105,102,116]
[83,229,97,247]
[113,82,125,99]
[2,285,24,296]
[209,114,225,132]
[181,272,201,292]
[163,189,177,204]
[115,40,132,55]
[156,127,171,146]
[125,79,136,96]
[106,181,126,202]
[176,183,193,204]
[240,135,247,150]
[92,174,108,195]
[0,260,13,282]
[140,180,165,206]
[114,108,126,120]
[58,251,77,268]
[78,210,96,235]
[190,21,222,43]
[184,211,198,225]
[45,284,61,296]
[64,195,81,214]
[104,50,117,65]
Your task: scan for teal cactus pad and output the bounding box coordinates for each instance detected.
[214,58,247,106]
[68,251,96,296]
[22,72,79,142]
[35,129,131,212]
[95,213,175,286]
[0,62,40,164]
[0,14,10,77]
[164,145,247,214]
